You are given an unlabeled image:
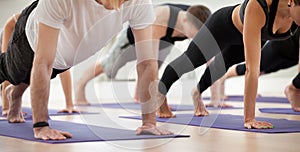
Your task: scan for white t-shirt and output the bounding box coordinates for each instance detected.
[25,0,155,69]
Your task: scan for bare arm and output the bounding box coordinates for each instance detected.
[132,25,171,135]
[31,23,72,139]
[133,25,158,125]
[243,0,273,129]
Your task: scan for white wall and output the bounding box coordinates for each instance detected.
[0,0,296,81]
[0,0,34,27]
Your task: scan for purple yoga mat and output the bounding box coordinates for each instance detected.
[203,95,289,104]
[86,102,242,111]
[0,106,99,119]
[0,120,189,144]
[259,108,300,115]
[120,114,300,133]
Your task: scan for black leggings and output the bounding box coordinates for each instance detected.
[235,31,300,88]
[159,5,246,94]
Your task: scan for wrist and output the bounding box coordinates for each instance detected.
[142,114,156,126]
[33,121,49,128]
[244,118,256,123]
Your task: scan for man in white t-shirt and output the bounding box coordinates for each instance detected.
[0,0,171,140]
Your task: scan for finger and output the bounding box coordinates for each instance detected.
[160,129,173,135]
[72,110,80,113]
[60,131,72,138]
[262,122,274,129]
[136,127,161,135]
[57,110,67,113]
[40,135,50,140]
[148,128,162,135]
[254,122,273,129]
[250,123,260,129]
[142,129,161,135]
[244,123,252,129]
[22,112,28,116]
[48,133,66,140]
[50,130,71,140]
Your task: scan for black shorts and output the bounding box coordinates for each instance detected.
[0,0,67,85]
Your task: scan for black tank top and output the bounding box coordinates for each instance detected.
[239,0,298,41]
[126,4,189,49]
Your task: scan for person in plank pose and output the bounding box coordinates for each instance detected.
[0,0,171,140]
[0,13,77,116]
[209,29,300,111]
[156,0,300,130]
[74,4,211,105]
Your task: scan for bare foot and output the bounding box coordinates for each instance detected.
[156,93,175,118]
[34,126,72,140]
[6,84,27,123]
[206,102,233,108]
[157,100,175,118]
[284,84,300,112]
[136,124,173,135]
[74,84,90,106]
[192,88,209,116]
[244,119,274,129]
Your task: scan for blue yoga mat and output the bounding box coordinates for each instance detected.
[259,108,300,115]
[86,103,242,111]
[0,106,98,119]
[203,95,289,104]
[0,120,189,144]
[120,114,300,133]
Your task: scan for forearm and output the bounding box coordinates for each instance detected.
[244,71,258,123]
[30,64,52,123]
[137,60,158,126]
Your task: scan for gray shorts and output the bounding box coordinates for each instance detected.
[101,28,172,79]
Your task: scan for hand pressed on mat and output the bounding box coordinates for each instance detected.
[136,123,173,135]
[244,119,274,129]
[34,126,72,140]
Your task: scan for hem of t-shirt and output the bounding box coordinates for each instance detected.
[36,17,62,29]
[130,23,153,30]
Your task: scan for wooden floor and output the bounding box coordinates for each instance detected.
[0,77,299,152]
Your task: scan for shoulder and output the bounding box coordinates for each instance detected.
[153,5,169,24]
